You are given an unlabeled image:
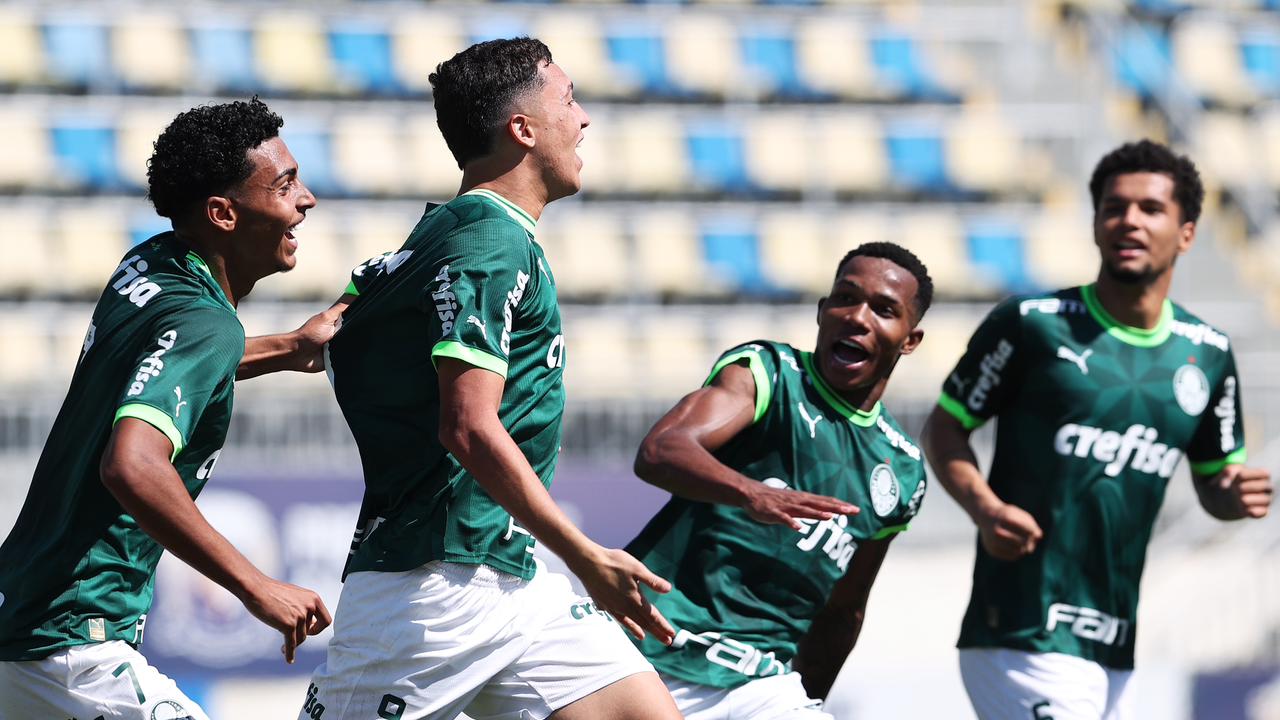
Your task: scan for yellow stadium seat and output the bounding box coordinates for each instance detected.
[562,313,637,399]
[0,109,53,190]
[907,311,976,395]
[405,116,463,199]
[796,18,876,99]
[576,109,620,194]
[640,314,712,398]
[0,314,51,385]
[546,211,629,298]
[945,107,1023,194]
[1172,18,1255,107]
[816,113,887,194]
[759,210,828,294]
[266,214,342,300]
[0,8,44,85]
[895,211,975,297]
[1259,110,1280,191]
[253,12,334,94]
[331,113,402,196]
[391,15,465,93]
[778,309,817,352]
[116,109,172,190]
[531,14,615,99]
[744,112,811,195]
[633,210,719,298]
[347,205,421,267]
[1193,112,1258,188]
[114,13,190,90]
[710,311,771,353]
[1025,209,1096,290]
[54,207,129,295]
[0,205,54,295]
[616,112,689,195]
[666,15,738,97]
[830,212,890,266]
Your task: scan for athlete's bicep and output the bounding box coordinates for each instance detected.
[437,356,505,427]
[646,362,758,453]
[101,417,183,485]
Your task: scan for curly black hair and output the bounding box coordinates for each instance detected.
[429,38,553,169]
[835,242,934,321]
[1088,139,1204,224]
[146,98,283,219]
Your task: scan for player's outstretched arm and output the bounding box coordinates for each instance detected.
[436,358,675,645]
[922,406,1042,560]
[793,536,893,699]
[237,295,354,380]
[635,361,857,529]
[1193,464,1273,520]
[101,419,332,662]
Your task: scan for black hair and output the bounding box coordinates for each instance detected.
[1088,139,1204,224]
[147,98,283,219]
[429,37,553,169]
[836,242,934,321]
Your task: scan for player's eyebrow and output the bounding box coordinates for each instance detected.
[271,167,298,186]
[835,278,904,308]
[562,82,574,99]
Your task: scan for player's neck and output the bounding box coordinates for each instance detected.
[1091,272,1172,330]
[459,163,548,222]
[174,232,243,308]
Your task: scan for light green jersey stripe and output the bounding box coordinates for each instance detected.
[344,279,359,296]
[1080,284,1172,347]
[798,352,880,427]
[938,392,985,431]
[431,340,509,379]
[873,523,909,539]
[1189,447,1248,477]
[704,350,771,424]
[464,189,537,235]
[115,403,184,461]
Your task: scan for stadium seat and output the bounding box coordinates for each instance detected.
[43,20,111,88]
[1241,31,1280,96]
[1260,109,1280,191]
[666,15,738,98]
[1111,23,1172,98]
[404,116,463,199]
[615,112,688,195]
[280,124,339,197]
[605,27,674,95]
[743,112,810,195]
[759,210,828,293]
[541,212,629,299]
[639,314,712,399]
[114,13,190,91]
[561,313,636,400]
[191,24,258,93]
[0,204,54,296]
[53,206,129,296]
[331,113,402,197]
[686,121,751,194]
[633,210,717,297]
[710,312,771,354]
[1025,209,1096,289]
[0,314,52,385]
[127,211,173,250]
[1193,111,1259,187]
[116,109,172,191]
[831,212,891,264]
[330,25,400,95]
[795,17,877,100]
[816,113,888,194]
[0,9,45,86]
[740,28,809,98]
[896,211,973,297]
[883,122,950,193]
[0,109,53,190]
[1172,18,1255,106]
[574,108,619,194]
[390,14,465,93]
[253,12,334,95]
[346,206,421,272]
[51,120,120,190]
[531,14,615,98]
[53,310,94,382]
[965,218,1033,292]
[700,217,772,294]
[869,30,941,99]
[944,107,1023,194]
[264,214,344,300]
[468,18,530,47]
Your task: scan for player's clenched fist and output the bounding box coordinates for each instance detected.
[977,502,1044,562]
[1220,465,1273,519]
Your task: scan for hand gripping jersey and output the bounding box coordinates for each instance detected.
[0,236,244,660]
[940,285,1246,670]
[327,190,564,581]
[626,340,927,689]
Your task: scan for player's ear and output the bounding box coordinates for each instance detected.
[1177,219,1196,256]
[899,327,924,356]
[816,297,826,325]
[205,196,236,232]
[507,113,536,150]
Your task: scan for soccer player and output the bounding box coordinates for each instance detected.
[0,99,332,720]
[625,243,933,719]
[922,140,1273,720]
[299,39,682,720]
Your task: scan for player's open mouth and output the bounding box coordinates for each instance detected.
[285,220,304,248]
[832,339,870,367]
[1114,238,1146,258]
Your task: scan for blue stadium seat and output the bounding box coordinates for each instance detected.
[740,30,810,98]
[700,220,772,295]
[1112,23,1172,98]
[129,214,173,248]
[1241,33,1280,94]
[686,123,750,193]
[469,19,528,46]
[966,219,1033,292]
[330,28,400,95]
[870,31,945,100]
[606,30,674,94]
[280,127,339,197]
[192,25,257,92]
[883,124,949,192]
[43,22,111,87]
[51,123,120,189]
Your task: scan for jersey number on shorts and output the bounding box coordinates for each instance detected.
[112,662,146,704]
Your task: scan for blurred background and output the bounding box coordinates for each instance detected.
[0,0,1278,717]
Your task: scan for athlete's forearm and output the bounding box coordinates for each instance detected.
[635,430,757,507]
[922,408,1003,524]
[238,332,307,380]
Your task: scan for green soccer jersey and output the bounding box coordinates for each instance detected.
[327,189,565,581]
[0,235,243,661]
[940,284,1246,670]
[626,340,927,689]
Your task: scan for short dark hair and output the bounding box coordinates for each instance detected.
[1088,139,1204,224]
[836,242,934,321]
[429,37,553,169]
[147,98,283,219]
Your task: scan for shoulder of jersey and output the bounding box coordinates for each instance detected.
[874,405,924,464]
[1168,302,1232,354]
[1006,286,1090,322]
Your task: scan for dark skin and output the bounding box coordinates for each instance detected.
[923,170,1271,564]
[635,254,925,699]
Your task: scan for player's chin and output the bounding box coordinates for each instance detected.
[275,252,298,274]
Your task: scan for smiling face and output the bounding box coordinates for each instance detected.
[224,137,315,280]
[813,255,924,408]
[1093,171,1194,285]
[524,62,591,201]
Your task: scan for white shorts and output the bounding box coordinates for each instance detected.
[301,559,656,720]
[0,640,210,720]
[662,671,833,720]
[959,648,1135,720]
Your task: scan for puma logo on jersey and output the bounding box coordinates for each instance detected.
[1054,422,1183,478]
[1056,345,1092,374]
[174,386,187,417]
[110,255,163,308]
[127,330,177,396]
[797,403,823,438]
[466,315,487,339]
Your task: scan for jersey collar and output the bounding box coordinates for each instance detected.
[799,351,881,427]
[184,250,236,314]
[464,189,538,236]
[1080,283,1171,347]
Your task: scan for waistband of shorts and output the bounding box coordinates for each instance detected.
[424,560,529,589]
